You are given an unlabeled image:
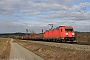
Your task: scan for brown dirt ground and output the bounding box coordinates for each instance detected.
[15,40,90,60]
[0,38,10,60]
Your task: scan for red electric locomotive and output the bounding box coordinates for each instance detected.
[43,26,75,42]
[17,26,75,42]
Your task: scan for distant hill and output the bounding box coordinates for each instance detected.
[0,33,26,38]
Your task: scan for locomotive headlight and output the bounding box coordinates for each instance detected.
[66,33,68,35]
[72,33,74,35]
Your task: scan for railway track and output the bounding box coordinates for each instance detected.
[24,40,90,52]
[23,39,90,45]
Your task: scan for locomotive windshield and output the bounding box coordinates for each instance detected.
[65,28,73,31]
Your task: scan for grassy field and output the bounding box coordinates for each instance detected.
[76,32,90,44]
[0,38,10,59]
[0,38,8,48]
[0,38,9,42]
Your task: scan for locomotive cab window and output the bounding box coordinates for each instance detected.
[65,28,73,31]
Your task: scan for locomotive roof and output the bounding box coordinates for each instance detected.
[55,26,73,29]
[44,26,73,32]
[59,26,72,27]
[58,26,73,28]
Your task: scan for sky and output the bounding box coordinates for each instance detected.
[0,0,90,33]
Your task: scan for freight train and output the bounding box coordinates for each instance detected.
[17,26,76,42]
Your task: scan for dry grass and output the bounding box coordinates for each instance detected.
[76,32,90,44]
[16,40,90,60]
[0,38,9,42]
[0,38,10,60]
